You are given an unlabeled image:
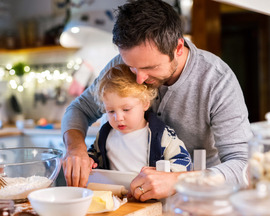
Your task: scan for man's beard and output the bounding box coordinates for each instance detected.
[146,58,178,88]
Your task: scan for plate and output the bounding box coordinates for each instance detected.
[88,169,138,189]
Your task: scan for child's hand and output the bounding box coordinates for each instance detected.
[89,158,98,169]
[92,162,98,169]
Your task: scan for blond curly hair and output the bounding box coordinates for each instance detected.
[95,64,157,112]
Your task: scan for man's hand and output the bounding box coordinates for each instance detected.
[62,129,97,187]
[130,167,181,201]
[63,148,97,187]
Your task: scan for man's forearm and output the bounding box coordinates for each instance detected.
[63,129,88,152]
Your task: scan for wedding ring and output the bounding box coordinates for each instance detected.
[138,186,144,194]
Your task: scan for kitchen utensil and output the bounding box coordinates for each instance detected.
[88,169,138,190]
[28,186,93,216]
[0,199,14,216]
[87,182,128,198]
[0,147,62,202]
[0,176,7,188]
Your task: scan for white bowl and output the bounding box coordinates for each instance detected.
[28,186,93,216]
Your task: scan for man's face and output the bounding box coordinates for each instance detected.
[119,41,180,88]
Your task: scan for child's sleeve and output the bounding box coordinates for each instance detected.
[161,126,192,172]
[87,132,102,166]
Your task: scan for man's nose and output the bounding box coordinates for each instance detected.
[135,70,148,84]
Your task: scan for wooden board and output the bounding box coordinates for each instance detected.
[15,200,163,216]
[87,201,162,216]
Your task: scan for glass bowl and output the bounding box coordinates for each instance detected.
[0,147,63,202]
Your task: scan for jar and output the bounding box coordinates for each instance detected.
[0,199,14,216]
[230,181,270,216]
[248,112,270,188]
[168,171,239,216]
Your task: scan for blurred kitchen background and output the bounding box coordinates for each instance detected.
[0,0,269,127]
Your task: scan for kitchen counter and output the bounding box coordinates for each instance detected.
[0,125,99,138]
[0,127,22,137]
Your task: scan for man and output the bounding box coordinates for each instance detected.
[62,0,252,201]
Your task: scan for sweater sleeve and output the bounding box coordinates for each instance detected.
[207,70,252,186]
[161,126,192,172]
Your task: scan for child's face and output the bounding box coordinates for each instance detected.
[103,92,150,134]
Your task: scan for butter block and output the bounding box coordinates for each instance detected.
[88,191,114,212]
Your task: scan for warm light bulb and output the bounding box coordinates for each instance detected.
[9,80,17,89]
[17,85,24,92]
[24,66,30,72]
[46,74,53,80]
[53,70,60,75]
[9,69,15,75]
[6,64,12,70]
[67,61,74,69]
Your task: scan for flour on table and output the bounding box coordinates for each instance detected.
[0,176,52,199]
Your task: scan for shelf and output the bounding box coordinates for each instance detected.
[0,45,79,54]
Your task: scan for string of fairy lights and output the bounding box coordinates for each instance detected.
[0,58,83,92]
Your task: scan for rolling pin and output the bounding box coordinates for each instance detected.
[87,182,128,198]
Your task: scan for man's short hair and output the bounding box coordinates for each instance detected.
[113,0,183,61]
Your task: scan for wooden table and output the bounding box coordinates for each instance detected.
[15,200,163,216]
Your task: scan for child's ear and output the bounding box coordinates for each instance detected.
[143,101,151,111]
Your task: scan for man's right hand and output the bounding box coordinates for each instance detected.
[62,129,97,187]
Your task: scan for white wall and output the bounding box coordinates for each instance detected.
[213,0,270,16]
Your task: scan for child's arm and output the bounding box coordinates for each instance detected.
[161,126,192,171]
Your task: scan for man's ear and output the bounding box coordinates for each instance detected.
[176,38,185,57]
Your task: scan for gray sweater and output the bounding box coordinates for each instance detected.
[62,39,253,186]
